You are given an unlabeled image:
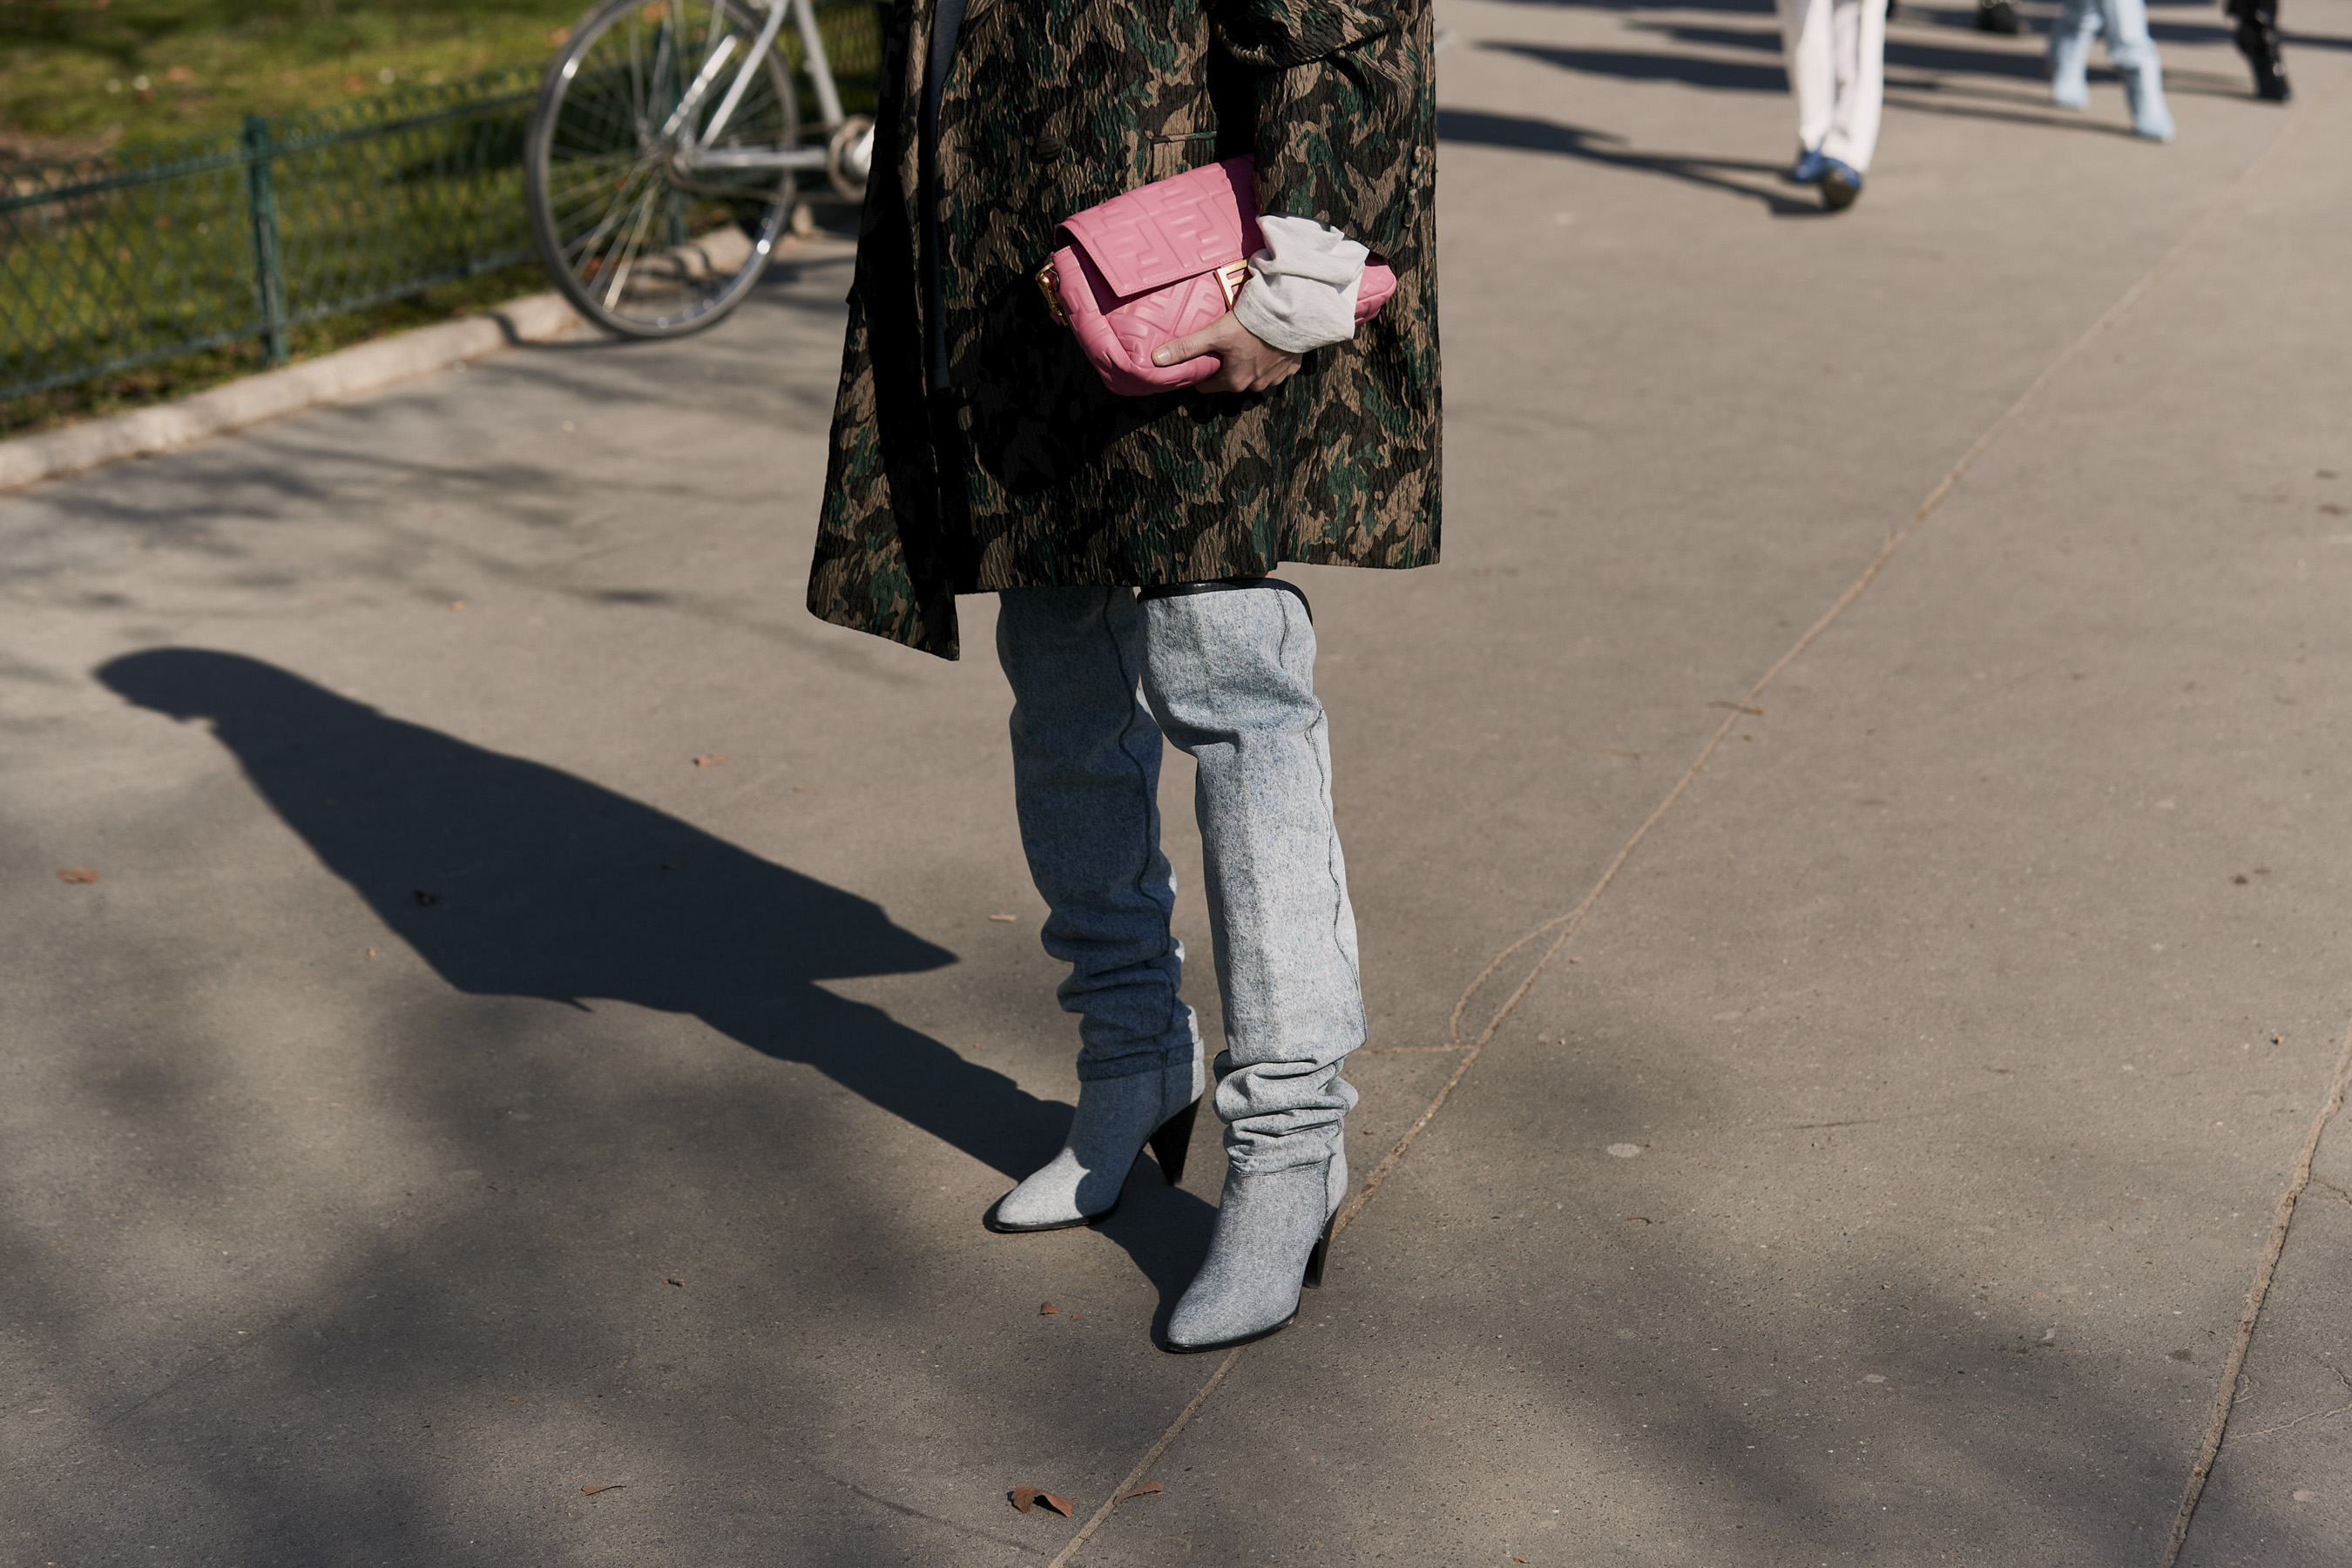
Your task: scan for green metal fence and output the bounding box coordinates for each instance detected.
[0,3,882,402]
[0,69,542,401]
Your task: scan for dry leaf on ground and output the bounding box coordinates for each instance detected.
[1115,1482,1164,1505]
[56,868,98,883]
[666,1278,683,1288]
[1010,1486,1075,1517]
[1038,1302,1056,1315]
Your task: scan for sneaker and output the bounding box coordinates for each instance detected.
[1819,158,1862,212]
[1787,147,1829,185]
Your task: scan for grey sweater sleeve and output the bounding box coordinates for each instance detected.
[1232,215,1371,355]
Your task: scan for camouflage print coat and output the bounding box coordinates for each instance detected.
[806,0,1442,659]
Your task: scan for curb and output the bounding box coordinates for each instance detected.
[0,290,590,495]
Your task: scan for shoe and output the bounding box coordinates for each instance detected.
[1786,147,1828,185]
[2120,62,2176,140]
[985,1061,1204,1232]
[2048,28,2093,110]
[1818,158,1862,212]
[1977,0,2022,34]
[1162,1155,1344,1352]
[2235,17,2291,101]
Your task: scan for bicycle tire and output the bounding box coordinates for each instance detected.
[525,0,801,340]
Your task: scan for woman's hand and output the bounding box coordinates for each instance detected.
[1152,312,1304,394]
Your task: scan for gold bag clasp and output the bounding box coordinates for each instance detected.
[1035,260,1070,326]
[1035,255,1250,329]
[1213,259,1249,308]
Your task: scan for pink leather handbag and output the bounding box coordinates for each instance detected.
[1034,156,1397,397]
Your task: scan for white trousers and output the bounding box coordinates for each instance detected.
[1778,0,1887,172]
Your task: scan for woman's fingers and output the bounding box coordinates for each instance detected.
[1152,326,1220,368]
[1151,312,1301,392]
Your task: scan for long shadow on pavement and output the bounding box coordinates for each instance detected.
[1438,106,1821,214]
[1484,39,1794,89]
[94,649,1064,1189]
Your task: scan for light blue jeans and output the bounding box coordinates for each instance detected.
[2050,0,2173,139]
[996,584,1363,1174]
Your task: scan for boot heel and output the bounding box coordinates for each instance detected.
[1147,1097,1202,1186]
[1302,1213,1335,1290]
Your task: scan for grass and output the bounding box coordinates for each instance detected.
[0,1,880,438]
[0,1,580,154]
[0,257,544,436]
[0,4,581,434]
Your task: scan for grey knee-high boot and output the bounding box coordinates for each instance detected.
[988,1053,1206,1231]
[1134,580,1363,1351]
[1164,1147,1347,1350]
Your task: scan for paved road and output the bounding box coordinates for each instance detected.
[4,3,2349,1565]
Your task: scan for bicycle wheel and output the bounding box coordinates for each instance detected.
[526,0,801,339]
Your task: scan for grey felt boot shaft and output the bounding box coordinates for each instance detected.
[996,587,1364,1175]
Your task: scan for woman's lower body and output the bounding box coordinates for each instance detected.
[2049,0,2176,140]
[991,580,1362,1350]
[1777,0,1887,210]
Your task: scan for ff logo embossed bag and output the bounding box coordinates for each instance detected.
[1034,157,1397,396]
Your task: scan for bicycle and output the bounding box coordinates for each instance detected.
[524,0,878,339]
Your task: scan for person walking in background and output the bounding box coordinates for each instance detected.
[2227,0,2291,100]
[1778,0,1887,211]
[807,0,1440,1353]
[2048,0,2175,140]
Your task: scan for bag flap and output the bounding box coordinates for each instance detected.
[1058,157,1262,300]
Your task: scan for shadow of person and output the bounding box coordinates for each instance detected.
[1438,107,1821,216]
[96,647,1091,1186]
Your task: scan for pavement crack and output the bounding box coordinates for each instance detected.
[2163,1010,2352,1565]
[824,1475,1051,1556]
[2305,1177,2352,1210]
[1786,1116,1919,1131]
[2233,1362,2352,1440]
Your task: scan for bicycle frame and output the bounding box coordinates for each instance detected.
[677,0,842,172]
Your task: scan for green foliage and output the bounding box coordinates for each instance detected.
[0,1,882,425]
[0,258,543,436]
[0,0,580,147]
[2,70,543,399]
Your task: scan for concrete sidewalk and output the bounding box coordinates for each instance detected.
[4,3,2349,1565]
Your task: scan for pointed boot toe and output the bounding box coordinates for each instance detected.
[1163,1161,1339,1352]
[989,1147,1105,1232]
[986,1062,1203,1233]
